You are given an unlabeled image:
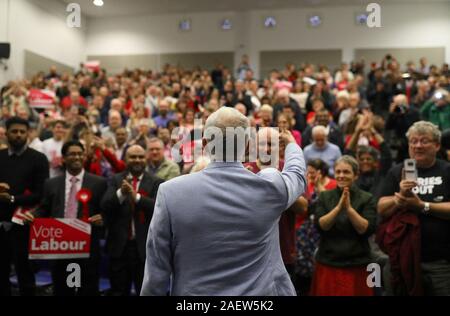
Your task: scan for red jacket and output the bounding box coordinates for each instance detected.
[85,148,126,176]
[60,96,88,110]
[376,209,423,296]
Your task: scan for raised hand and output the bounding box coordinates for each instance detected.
[279,130,296,146]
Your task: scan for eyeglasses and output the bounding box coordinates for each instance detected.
[358,157,375,162]
[409,138,434,146]
[66,152,84,157]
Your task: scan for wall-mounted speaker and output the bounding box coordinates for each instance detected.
[0,43,11,59]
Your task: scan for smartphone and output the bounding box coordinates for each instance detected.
[404,159,418,181]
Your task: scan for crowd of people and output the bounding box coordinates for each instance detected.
[0,53,449,296]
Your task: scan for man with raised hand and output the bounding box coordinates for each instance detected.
[141,107,306,296]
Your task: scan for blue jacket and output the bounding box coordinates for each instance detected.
[141,143,307,296]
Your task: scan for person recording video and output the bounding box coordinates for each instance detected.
[385,94,421,162]
[377,121,450,296]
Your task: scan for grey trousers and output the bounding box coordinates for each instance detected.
[421,260,450,296]
[383,260,450,296]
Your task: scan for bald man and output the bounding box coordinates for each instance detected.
[101,145,164,296]
[141,107,307,296]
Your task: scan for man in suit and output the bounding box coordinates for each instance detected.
[0,117,49,296]
[114,127,130,161]
[101,145,163,296]
[141,107,307,296]
[24,140,107,296]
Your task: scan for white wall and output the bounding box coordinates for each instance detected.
[1,1,449,85]
[0,0,86,86]
[86,3,450,79]
[248,3,450,73]
[0,0,10,86]
[86,11,237,55]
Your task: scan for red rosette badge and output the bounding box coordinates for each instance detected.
[77,188,92,222]
[137,190,148,198]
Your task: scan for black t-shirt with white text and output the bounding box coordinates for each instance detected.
[379,159,450,262]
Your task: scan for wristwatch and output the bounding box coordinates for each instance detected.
[10,195,15,204]
[421,202,430,215]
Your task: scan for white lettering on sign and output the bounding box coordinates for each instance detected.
[412,176,443,195]
[31,239,87,251]
[32,225,63,239]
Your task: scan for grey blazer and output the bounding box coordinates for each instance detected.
[141,143,306,296]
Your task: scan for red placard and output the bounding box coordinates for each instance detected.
[28,89,56,109]
[29,218,91,260]
[84,61,100,72]
[12,207,32,226]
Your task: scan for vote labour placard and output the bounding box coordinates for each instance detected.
[29,218,91,260]
[28,89,56,109]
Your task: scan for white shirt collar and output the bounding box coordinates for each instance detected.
[127,172,144,182]
[66,169,85,183]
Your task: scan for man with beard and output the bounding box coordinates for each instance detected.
[153,99,176,129]
[0,117,49,296]
[101,145,163,296]
[24,140,107,296]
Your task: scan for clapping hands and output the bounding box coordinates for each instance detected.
[338,187,351,211]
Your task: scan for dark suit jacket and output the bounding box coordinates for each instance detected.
[0,148,49,222]
[101,171,163,261]
[35,172,107,257]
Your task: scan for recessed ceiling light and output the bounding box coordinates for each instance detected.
[93,0,104,7]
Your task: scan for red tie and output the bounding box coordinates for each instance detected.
[128,176,138,240]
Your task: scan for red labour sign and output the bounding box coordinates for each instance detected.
[28,218,91,260]
[28,89,55,109]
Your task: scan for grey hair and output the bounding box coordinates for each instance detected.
[108,109,121,118]
[190,156,211,174]
[204,107,250,161]
[406,121,441,144]
[312,125,329,137]
[148,137,164,148]
[335,155,360,175]
[259,104,273,113]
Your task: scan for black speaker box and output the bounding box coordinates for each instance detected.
[0,43,11,59]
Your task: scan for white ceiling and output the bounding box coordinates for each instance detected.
[60,0,450,18]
